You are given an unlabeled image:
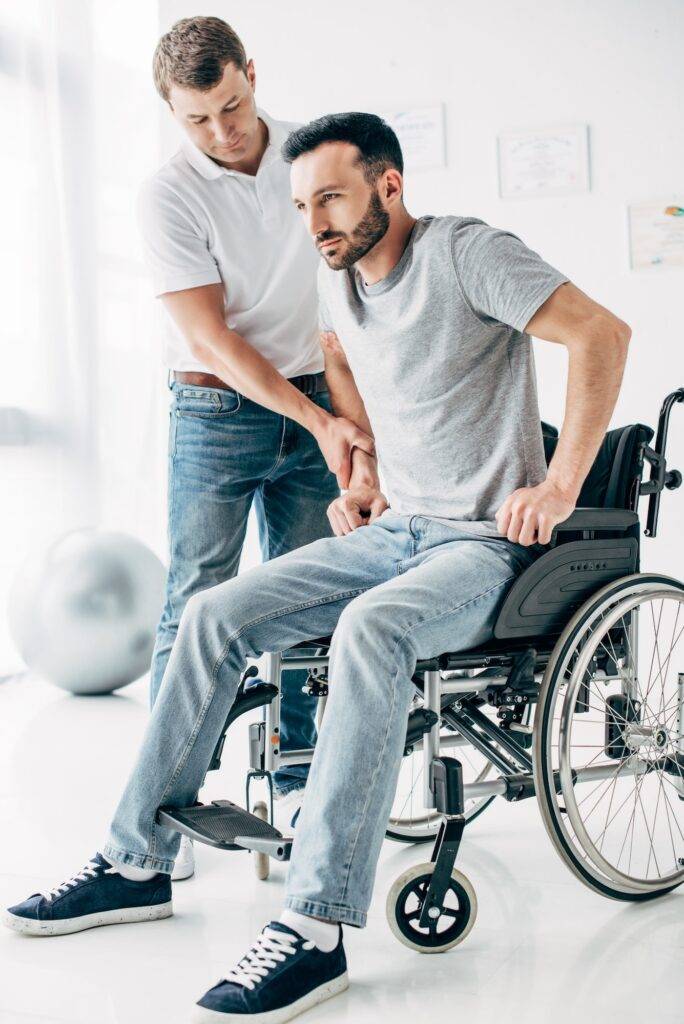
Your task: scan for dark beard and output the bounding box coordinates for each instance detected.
[322,190,390,270]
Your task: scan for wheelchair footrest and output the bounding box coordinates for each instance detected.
[157,800,292,859]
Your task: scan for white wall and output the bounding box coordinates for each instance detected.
[0,2,165,672]
[158,0,684,576]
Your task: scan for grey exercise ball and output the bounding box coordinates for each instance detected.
[8,529,166,694]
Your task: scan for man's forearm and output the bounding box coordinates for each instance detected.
[547,324,630,502]
[324,358,379,488]
[192,325,328,436]
[324,359,373,436]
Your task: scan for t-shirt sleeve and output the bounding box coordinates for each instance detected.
[136,178,222,297]
[452,223,569,333]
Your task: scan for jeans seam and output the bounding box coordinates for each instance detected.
[335,572,517,909]
[396,573,517,635]
[262,414,287,479]
[149,417,181,854]
[150,585,369,851]
[209,586,371,684]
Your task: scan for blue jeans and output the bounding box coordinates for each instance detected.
[150,374,339,795]
[104,511,537,926]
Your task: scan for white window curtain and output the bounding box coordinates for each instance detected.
[0,2,165,674]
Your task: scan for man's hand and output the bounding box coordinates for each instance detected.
[495,479,576,546]
[327,485,389,536]
[313,415,375,489]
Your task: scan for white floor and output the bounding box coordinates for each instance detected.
[1,672,682,1024]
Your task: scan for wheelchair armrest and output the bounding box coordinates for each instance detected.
[548,508,639,548]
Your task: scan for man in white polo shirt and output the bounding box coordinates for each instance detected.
[138,16,374,879]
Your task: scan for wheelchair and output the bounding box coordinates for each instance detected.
[158,387,684,954]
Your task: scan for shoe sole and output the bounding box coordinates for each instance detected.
[2,900,173,937]
[191,970,349,1023]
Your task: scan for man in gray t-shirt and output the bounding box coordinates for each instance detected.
[285,113,630,551]
[317,214,568,536]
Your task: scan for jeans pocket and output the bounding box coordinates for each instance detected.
[174,385,241,419]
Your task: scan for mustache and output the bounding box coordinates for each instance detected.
[316,231,345,247]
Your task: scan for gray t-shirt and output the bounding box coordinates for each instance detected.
[318,215,568,537]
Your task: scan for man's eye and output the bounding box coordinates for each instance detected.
[322,194,338,203]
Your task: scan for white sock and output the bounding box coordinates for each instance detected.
[109,857,158,882]
[279,909,339,952]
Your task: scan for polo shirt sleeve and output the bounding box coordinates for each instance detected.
[451,222,569,334]
[137,179,222,297]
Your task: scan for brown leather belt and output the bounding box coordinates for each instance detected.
[172,370,326,397]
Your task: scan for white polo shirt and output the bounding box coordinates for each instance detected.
[137,109,323,378]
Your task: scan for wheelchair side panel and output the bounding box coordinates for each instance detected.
[494,538,639,639]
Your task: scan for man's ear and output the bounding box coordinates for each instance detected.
[383,168,404,206]
[246,59,256,91]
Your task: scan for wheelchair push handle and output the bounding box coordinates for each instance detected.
[641,386,684,538]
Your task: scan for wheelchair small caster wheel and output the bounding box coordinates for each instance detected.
[386,862,477,953]
[252,802,270,881]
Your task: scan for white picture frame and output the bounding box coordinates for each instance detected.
[627,199,684,270]
[497,123,590,199]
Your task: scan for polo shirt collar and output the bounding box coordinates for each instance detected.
[181,107,285,180]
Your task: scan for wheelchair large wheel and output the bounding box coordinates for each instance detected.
[534,573,684,901]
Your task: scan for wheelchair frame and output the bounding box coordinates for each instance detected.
[158,387,683,952]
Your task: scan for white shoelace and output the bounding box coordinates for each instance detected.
[224,928,313,990]
[40,859,106,902]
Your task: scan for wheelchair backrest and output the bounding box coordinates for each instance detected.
[541,421,654,512]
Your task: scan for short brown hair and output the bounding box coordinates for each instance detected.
[153,16,248,103]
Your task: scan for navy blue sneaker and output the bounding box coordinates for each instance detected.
[193,921,348,1022]
[3,853,172,937]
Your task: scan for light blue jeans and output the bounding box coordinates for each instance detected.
[103,511,537,926]
[150,375,339,794]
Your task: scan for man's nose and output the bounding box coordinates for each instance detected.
[309,210,328,239]
[213,118,235,144]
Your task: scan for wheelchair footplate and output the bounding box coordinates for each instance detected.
[156,800,292,861]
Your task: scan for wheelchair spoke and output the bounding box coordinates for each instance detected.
[646,766,665,876]
[641,600,666,709]
[598,764,623,855]
[657,772,681,870]
[619,612,646,705]
[576,758,626,813]
[627,770,645,875]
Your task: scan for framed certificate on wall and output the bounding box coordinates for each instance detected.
[497,124,590,199]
